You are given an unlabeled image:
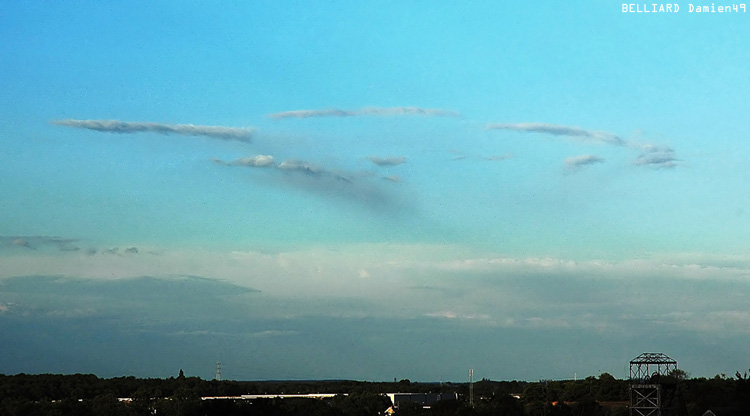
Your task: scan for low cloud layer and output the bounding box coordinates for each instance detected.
[269,106,459,119]
[52,119,253,142]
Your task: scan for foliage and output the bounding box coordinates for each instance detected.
[1,370,749,416]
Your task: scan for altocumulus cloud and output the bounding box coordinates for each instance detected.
[268,106,459,119]
[52,119,253,142]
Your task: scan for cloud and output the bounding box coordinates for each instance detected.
[51,119,253,142]
[633,145,679,169]
[488,121,680,168]
[268,106,459,119]
[368,156,406,167]
[277,159,330,177]
[1,236,79,252]
[214,156,402,209]
[564,154,605,171]
[213,155,349,180]
[487,122,625,146]
[212,155,275,167]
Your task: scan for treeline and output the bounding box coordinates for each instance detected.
[0,371,749,416]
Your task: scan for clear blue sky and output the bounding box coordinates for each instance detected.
[1,1,749,381]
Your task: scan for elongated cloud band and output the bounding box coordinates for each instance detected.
[633,145,679,168]
[52,119,253,142]
[368,156,406,166]
[488,121,679,169]
[212,155,275,167]
[269,106,459,119]
[487,122,625,146]
[214,155,402,208]
[565,154,605,170]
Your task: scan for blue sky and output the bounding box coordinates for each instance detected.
[2,1,750,382]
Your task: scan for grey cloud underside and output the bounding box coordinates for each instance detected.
[487,122,626,146]
[52,119,253,142]
[214,156,399,209]
[212,155,275,167]
[268,106,459,119]
[1,236,79,251]
[633,146,679,168]
[368,156,406,166]
[215,156,353,182]
[565,154,605,170]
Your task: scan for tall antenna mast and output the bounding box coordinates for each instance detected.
[215,361,221,381]
[469,368,474,407]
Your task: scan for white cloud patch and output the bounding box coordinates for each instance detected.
[269,106,459,119]
[212,155,275,167]
[52,119,253,142]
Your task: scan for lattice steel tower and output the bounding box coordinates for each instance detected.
[629,353,686,416]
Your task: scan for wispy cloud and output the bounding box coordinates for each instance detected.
[52,119,253,142]
[368,156,406,167]
[564,154,605,171]
[633,145,679,169]
[212,155,275,167]
[487,122,625,146]
[214,155,401,209]
[214,155,351,180]
[488,121,679,168]
[1,235,79,252]
[268,106,459,119]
